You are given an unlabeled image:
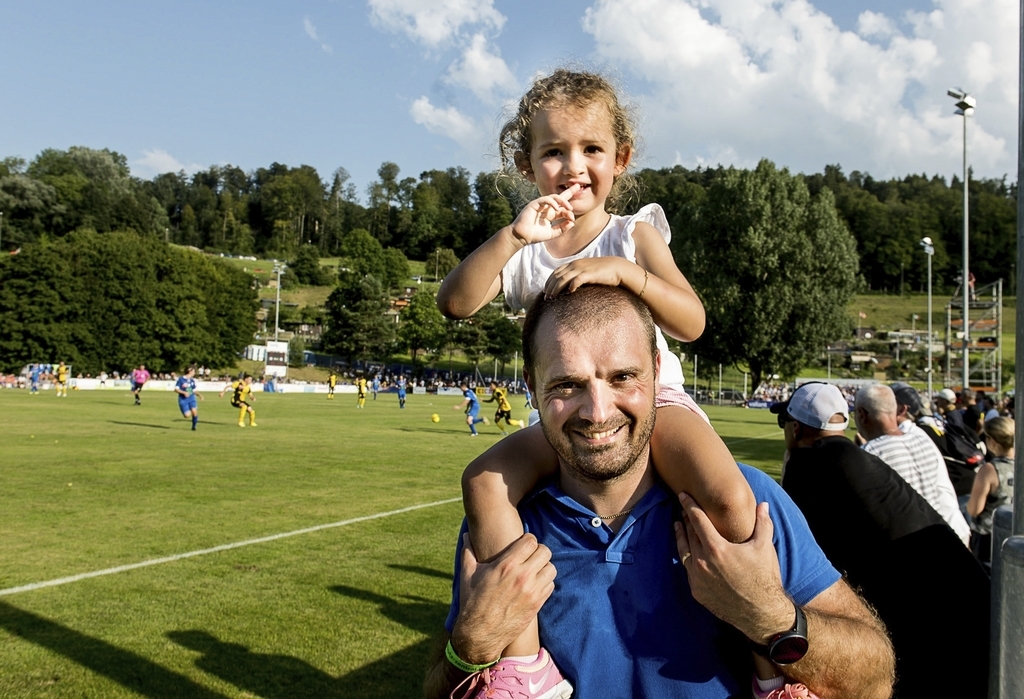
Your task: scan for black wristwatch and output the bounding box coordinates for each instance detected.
[750,603,808,665]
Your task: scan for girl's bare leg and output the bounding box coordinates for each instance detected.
[461,424,559,656]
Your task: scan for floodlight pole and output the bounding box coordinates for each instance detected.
[921,239,935,403]
[274,264,284,341]
[948,88,975,389]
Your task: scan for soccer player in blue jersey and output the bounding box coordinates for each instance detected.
[396,375,407,409]
[372,375,381,400]
[175,366,204,430]
[29,364,41,395]
[454,382,488,436]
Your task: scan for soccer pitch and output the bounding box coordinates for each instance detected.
[0,389,787,698]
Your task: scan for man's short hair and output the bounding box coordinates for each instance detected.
[890,382,923,417]
[855,384,898,418]
[960,388,975,402]
[521,285,657,371]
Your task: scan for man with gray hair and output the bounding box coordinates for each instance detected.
[855,384,969,544]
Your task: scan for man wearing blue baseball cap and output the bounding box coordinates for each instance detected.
[775,382,990,698]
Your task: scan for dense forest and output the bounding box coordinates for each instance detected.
[0,147,1016,294]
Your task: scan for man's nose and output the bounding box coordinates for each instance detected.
[578,381,616,424]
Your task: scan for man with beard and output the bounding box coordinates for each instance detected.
[425,285,894,699]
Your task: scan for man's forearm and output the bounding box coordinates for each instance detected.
[785,582,894,699]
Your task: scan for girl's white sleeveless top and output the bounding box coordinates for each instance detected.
[502,203,685,387]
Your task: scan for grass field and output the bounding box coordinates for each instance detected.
[0,389,799,698]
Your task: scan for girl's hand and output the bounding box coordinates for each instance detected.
[544,257,631,298]
[510,185,580,246]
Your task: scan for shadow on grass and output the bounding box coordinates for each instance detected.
[162,577,451,699]
[168,630,344,698]
[327,581,450,698]
[108,421,172,430]
[386,564,452,581]
[0,601,228,698]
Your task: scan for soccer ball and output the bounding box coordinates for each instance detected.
[431,413,440,423]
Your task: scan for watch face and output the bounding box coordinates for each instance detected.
[770,635,809,665]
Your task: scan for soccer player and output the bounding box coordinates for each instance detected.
[327,370,337,400]
[132,364,150,406]
[372,375,380,400]
[356,376,367,409]
[29,364,41,395]
[54,361,69,397]
[523,385,532,408]
[175,366,204,430]
[396,375,407,409]
[220,373,257,427]
[484,380,524,435]
[453,382,488,436]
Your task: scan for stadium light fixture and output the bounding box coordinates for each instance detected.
[920,237,935,403]
[947,88,974,389]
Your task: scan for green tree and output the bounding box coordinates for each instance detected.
[381,247,410,290]
[398,291,447,363]
[0,230,256,373]
[322,273,396,362]
[339,228,386,279]
[479,305,521,375]
[289,244,332,286]
[426,247,461,281]
[672,160,859,387]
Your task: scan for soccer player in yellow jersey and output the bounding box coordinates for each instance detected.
[356,376,367,409]
[220,373,257,427]
[55,361,69,397]
[484,380,525,436]
[328,370,337,400]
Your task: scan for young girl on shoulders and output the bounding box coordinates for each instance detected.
[438,68,798,699]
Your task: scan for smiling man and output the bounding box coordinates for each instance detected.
[425,285,894,699]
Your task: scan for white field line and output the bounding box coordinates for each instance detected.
[723,430,783,446]
[0,497,461,597]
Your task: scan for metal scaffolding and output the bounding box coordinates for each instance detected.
[944,278,1003,391]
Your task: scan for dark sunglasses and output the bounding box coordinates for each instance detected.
[777,412,794,429]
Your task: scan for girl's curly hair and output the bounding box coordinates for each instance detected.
[497,68,639,213]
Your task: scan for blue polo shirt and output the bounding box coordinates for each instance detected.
[445,465,839,698]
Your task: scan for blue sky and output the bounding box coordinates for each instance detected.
[1,0,1017,198]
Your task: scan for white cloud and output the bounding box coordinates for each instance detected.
[368,0,505,48]
[304,17,333,54]
[410,96,482,150]
[131,149,202,178]
[445,33,518,102]
[582,0,1018,179]
[857,11,896,39]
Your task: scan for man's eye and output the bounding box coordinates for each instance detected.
[543,149,560,157]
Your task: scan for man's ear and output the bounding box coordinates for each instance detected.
[654,350,661,385]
